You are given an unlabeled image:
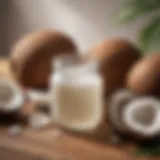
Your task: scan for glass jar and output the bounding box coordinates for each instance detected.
[50,55,103,132]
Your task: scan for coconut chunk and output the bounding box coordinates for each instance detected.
[29,112,51,129]
[8,125,23,135]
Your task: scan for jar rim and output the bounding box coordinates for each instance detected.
[52,54,98,73]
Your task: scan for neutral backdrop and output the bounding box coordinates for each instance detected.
[1,0,148,55]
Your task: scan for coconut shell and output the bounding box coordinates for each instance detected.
[86,38,141,95]
[10,30,77,89]
[127,53,160,96]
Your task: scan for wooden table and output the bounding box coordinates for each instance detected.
[0,58,159,160]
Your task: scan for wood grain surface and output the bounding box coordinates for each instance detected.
[0,58,159,160]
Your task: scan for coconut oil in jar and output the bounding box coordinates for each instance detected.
[50,55,103,132]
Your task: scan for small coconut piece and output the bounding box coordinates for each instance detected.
[19,98,53,126]
[8,125,23,136]
[29,112,51,129]
[86,38,141,95]
[109,89,135,133]
[27,89,53,117]
[18,101,37,124]
[10,30,77,89]
[123,97,160,139]
[127,54,160,96]
[0,78,24,113]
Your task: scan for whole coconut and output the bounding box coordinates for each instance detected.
[127,53,160,96]
[86,38,141,95]
[10,30,77,89]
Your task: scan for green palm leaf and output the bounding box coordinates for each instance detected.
[116,0,160,52]
[139,17,160,51]
[117,0,160,24]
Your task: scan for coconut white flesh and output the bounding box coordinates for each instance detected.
[123,98,160,137]
[0,78,24,112]
[109,89,135,132]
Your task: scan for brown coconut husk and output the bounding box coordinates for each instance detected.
[10,30,78,89]
[86,38,141,96]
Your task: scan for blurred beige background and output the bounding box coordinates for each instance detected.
[1,0,148,55]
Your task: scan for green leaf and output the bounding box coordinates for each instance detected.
[115,7,140,24]
[139,17,160,51]
[149,26,160,52]
[117,0,160,24]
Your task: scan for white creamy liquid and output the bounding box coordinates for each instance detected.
[51,74,103,131]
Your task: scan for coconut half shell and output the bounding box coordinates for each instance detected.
[109,89,135,133]
[0,77,25,124]
[123,97,160,139]
[10,30,78,89]
[0,78,24,112]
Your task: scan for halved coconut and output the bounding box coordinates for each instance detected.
[109,89,135,133]
[0,78,24,113]
[123,97,160,138]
